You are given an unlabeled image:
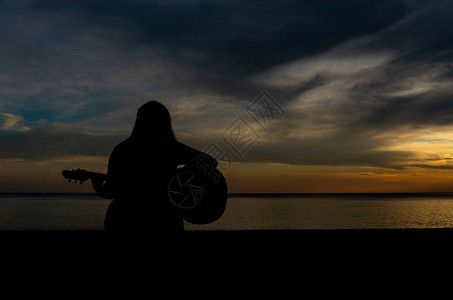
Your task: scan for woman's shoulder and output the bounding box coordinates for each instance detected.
[111,138,205,157]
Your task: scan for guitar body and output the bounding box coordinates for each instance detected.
[167,165,227,225]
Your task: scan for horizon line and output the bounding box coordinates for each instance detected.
[2,192,453,196]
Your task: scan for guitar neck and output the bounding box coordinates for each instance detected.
[62,168,107,184]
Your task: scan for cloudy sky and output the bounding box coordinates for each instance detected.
[1,0,453,193]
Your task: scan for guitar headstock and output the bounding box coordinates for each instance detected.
[62,168,89,184]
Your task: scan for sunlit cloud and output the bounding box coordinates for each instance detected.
[0,113,29,131]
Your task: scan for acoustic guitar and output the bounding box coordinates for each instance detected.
[62,163,227,225]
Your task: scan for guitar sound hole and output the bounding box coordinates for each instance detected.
[168,171,205,209]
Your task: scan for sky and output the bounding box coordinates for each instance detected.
[1,0,453,193]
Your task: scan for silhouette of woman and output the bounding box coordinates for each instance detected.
[91,100,218,233]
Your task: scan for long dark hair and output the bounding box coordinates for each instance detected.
[131,100,176,142]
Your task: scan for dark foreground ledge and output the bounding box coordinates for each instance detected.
[3,229,451,265]
[2,227,453,236]
[2,228,453,246]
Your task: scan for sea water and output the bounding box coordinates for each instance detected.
[1,193,453,230]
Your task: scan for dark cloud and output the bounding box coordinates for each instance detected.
[368,0,453,56]
[0,125,123,160]
[259,0,453,135]
[243,132,419,169]
[30,0,409,65]
[330,1,453,132]
[411,164,453,170]
[344,54,453,131]
[23,0,410,98]
[2,0,453,171]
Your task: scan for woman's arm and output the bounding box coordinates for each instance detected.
[91,147,119,199]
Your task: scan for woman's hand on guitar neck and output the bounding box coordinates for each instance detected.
[90,173,114,199]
